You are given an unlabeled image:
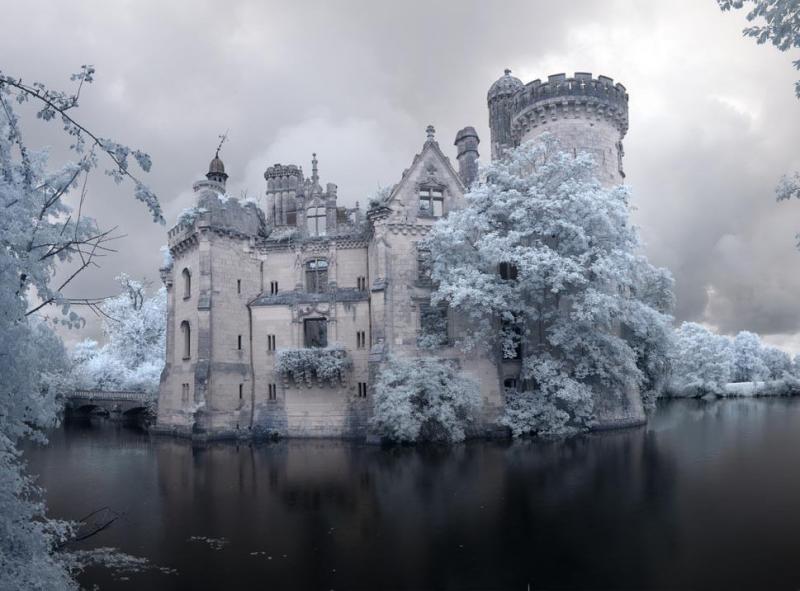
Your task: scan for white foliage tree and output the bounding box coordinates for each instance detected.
[732,330,771,382]
[760,345,794,378]
[69,275,166,395]
[0,67,159,590]
[370,356,481,443]
[423,136,674,437]
[671,322,735,394]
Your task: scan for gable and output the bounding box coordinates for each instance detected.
[384,138,466,224]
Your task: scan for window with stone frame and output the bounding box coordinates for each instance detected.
[182,268,191,299]
[418,301,449,348]
[180,320,191,359]
[306,206,327,236]
[418,187,444,217]
[304,318,328,348]
[305,258,328,293]
[416,245,432,283]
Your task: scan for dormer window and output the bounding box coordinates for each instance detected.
[418,188,444,217]
[307,206,327,236]
[305,258,328,293]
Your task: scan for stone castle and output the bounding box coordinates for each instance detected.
[154,70,635,440]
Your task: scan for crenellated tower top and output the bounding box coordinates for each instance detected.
[509,72,628,143]
[488,70,630,184]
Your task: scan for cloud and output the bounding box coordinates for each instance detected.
[3,0,800,353]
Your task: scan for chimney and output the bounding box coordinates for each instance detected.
[454,127,480,188]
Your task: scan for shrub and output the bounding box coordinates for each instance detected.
[370,356,481,443]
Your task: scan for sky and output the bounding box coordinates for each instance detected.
[3,0,800,352]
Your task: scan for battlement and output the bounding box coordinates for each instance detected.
[264,163,303,179]
[510,72,629,140]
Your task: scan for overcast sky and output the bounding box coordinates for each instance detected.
[4,0,800,352]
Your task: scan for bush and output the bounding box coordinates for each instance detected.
[370,356,481,443]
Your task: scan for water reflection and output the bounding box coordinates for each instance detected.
[23,398,800,590]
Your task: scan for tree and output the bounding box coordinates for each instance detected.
[732,330,771,382]
[0,67,159,590]
[69,275,166,395]
[717,1,800,230]
[671,322,735,394]
[423,136,674,437]
[760,345,794,378]
[370,356,481,443]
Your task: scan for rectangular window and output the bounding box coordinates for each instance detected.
[237,334,242,350]
[418,188,444,217]
[305,259,328,293]
[499,262,518,282]
[270,281,279,295]
[268,383,277,401]
[267,334,276,353]
[501,317,522,360]
[357,382,368,398]
[357,276,367,291]
[181,383,189,403]
[304,318,328,348]
[237,279,242,294]
[306,206,327,236]
[356,330,366,349]
[417,246,432,283]
[419,302,449,347]
[239,383,243,400]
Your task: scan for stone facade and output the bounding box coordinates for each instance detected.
[155,70,640,441]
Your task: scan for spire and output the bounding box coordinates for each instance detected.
[426,124,436,142]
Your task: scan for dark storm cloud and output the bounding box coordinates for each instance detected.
[3,0,799,350]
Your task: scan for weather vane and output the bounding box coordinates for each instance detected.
[215,130,229,157]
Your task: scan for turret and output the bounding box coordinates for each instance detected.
[454,126,480,187]
[206,151,228,186]
[487,68,523,161]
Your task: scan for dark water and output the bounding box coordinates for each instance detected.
[22,398,800,590]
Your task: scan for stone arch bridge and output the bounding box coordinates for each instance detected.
[65,390,153,419]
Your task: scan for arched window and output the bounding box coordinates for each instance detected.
[305,258,328,293]
[182,268,191,299]
[181,321,191,359]
[307,206,327,236]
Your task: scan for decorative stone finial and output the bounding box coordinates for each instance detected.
[311,152,319,185]
[426,125,435,142]
[504,68,512,75]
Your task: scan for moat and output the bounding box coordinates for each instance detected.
[23,398,800,590]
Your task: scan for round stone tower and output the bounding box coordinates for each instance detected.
[488,71,629,186]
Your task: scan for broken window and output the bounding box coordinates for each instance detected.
[499,262,518,282]
[306,206,327,236]
[418,302,448,348]
[305,259,328,293]
[417,246,432,283]
[418,188,444,217]
[304,318,328,348]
